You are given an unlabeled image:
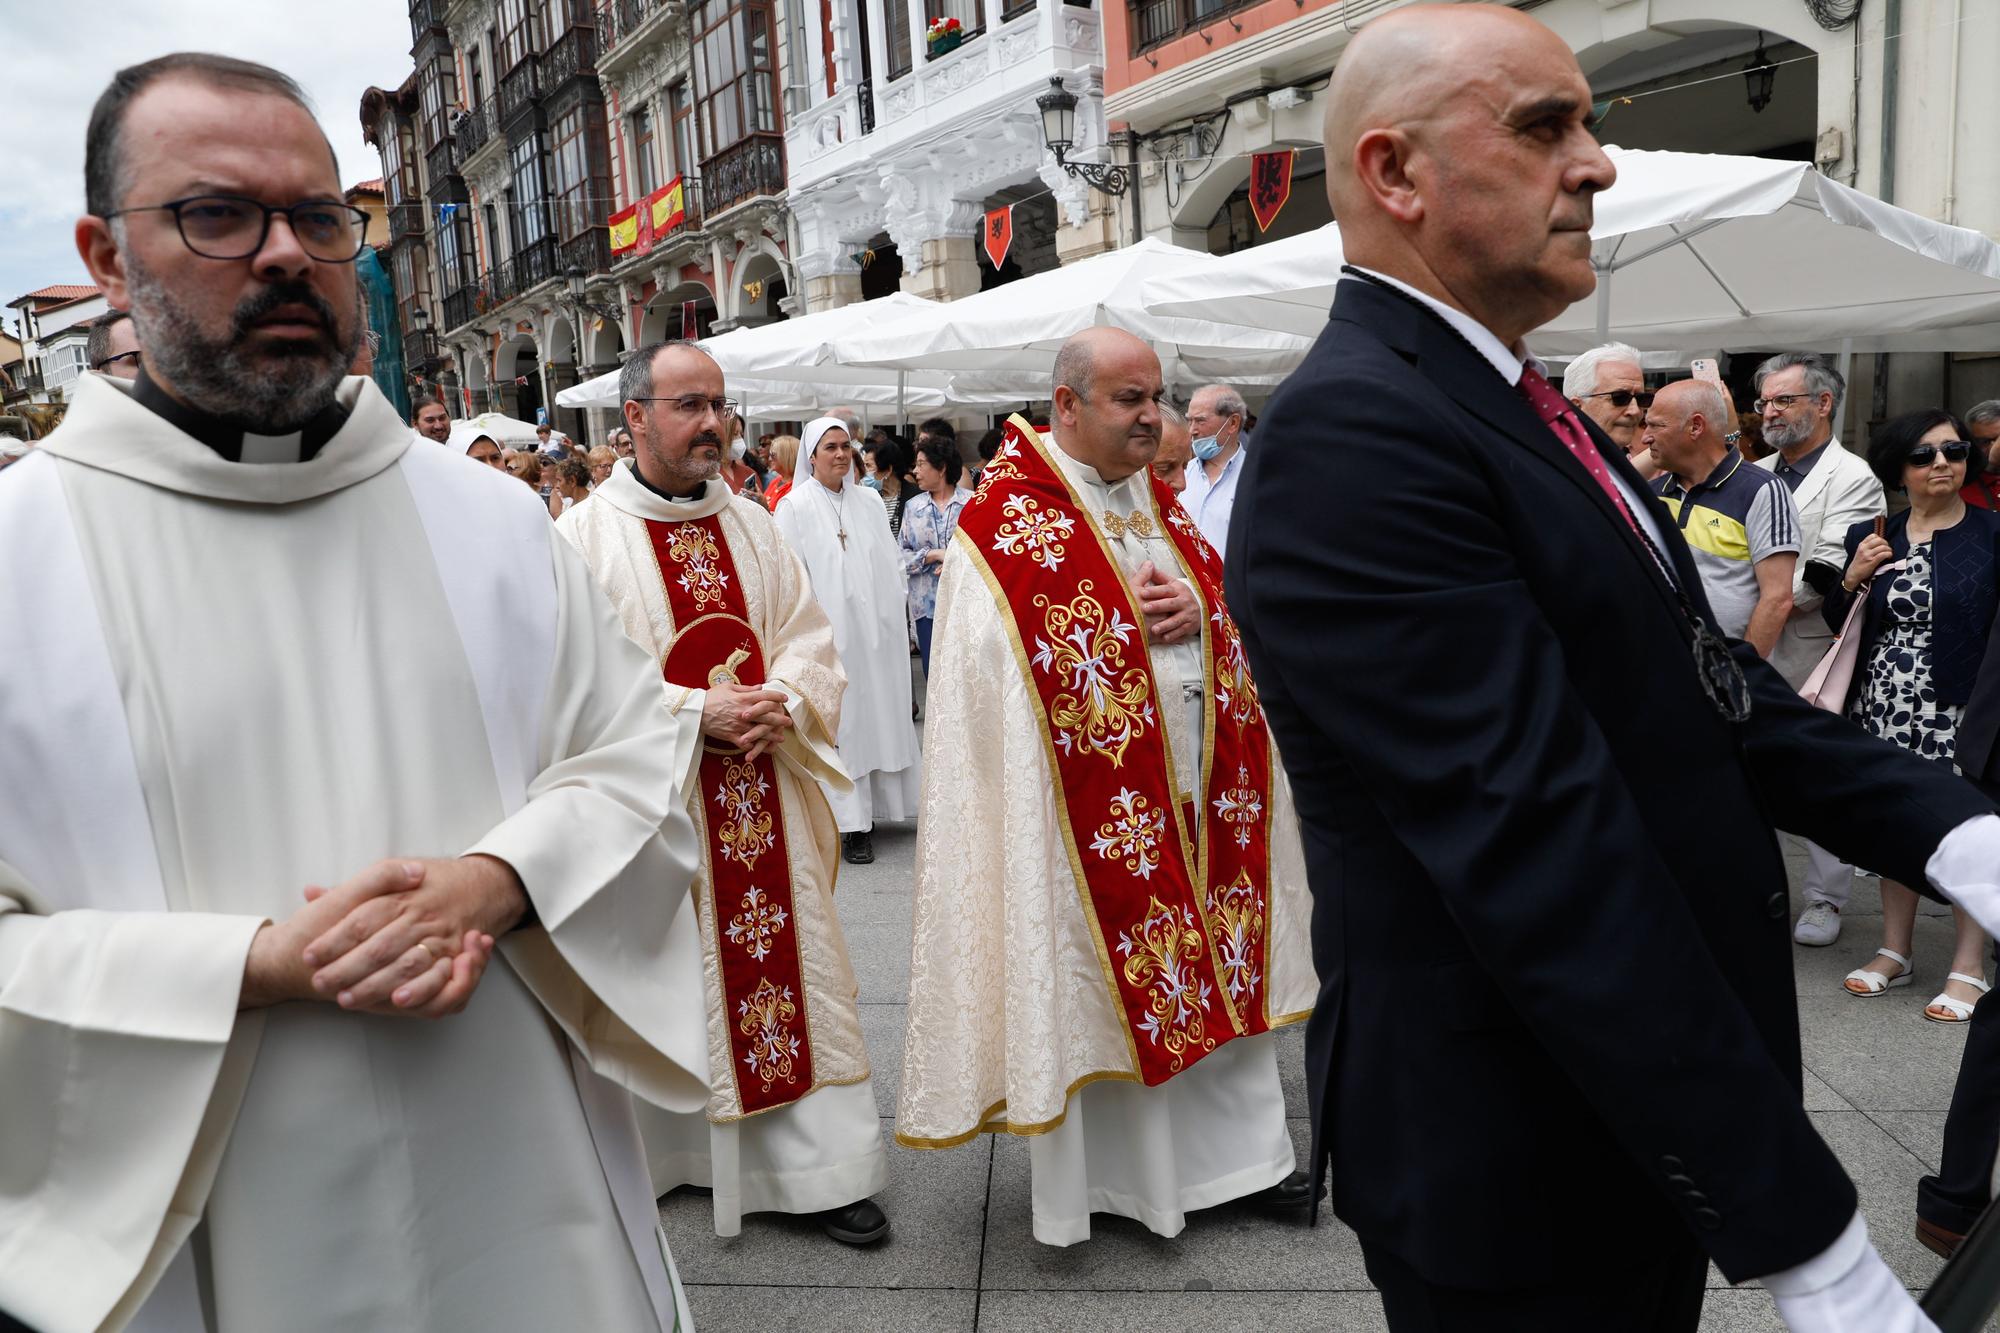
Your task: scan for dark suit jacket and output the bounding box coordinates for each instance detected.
[1820,507,2000,708]
[1226,276,1994,1291]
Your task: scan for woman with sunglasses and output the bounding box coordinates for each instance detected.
[1823,409,2000,1021]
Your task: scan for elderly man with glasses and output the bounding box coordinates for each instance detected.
[1563,341,1655,479]
[557,339,893,1246]
[1746,352,1889,948]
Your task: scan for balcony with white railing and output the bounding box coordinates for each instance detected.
[785,0,1104,196]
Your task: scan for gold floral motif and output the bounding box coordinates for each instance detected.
[1100,508,1157,541]
[1029,583,1156,767]
[1212,608,1262,727]
[714,755,777,867]
[736,976,803,1091]
[1212,764,1264,851]
[990,494,1076,571]
[724,884,789,962]
[1115,896,1217,1072]
[665,522,731,609]
[1203,869,1267,1006]
[1166,503,1214,564]
[1089,787,1168,879]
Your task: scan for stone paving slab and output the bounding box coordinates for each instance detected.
[660,1120,990,1290]
[662,822,1990,1331]
[977,1120,1365,1294]
[976,1290,1387,1331]
[681,1285,976,1332]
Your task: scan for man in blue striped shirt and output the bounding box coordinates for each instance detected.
[1646,379,1802,658]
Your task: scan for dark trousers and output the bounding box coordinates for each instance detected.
[1920,980,2000,1233]
[915,616,934,676]
[1361,1225,1707,1332]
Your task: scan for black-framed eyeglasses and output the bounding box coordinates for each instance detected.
[629,395,740,419]
[1907,441,1974,467]
[1753,392,1818,413]
[102,194,370,262]
[1578,389,1655,409]
[92,350,142,372]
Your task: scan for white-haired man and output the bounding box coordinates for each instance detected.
[1751,352,1887,948]
[1186,382,1249,557]
[1563,342,1653,479]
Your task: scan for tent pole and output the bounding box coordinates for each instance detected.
[1595,266,1611,344]
[898,371,908,434]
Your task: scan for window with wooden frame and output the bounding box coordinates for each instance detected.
[885,0,913,79]
[418,54,460,150]
[548,100,611,239]
[497,0,540,71]
[630,103,659,198]
[668,81,695,176]
[509,133,548,247]
[689,0,781,160]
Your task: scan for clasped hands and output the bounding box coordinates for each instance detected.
[240,854,528,1019]
[702,679,794,759]
[1135,561,1199,644]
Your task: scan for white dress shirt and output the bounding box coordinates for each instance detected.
[1181,441,1246,559]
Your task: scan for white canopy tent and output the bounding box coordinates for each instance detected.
[448,411,551,448]
[1140,148,2000,358]
[832,236,1318,391]
[555,290,1035,423]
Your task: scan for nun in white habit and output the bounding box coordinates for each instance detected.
[773,416,922,864]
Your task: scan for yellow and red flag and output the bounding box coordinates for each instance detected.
[608,203,640,256]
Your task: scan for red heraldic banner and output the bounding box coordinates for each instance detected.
[983,203,1014,270]
[1248,149,1294,233]
[955,416,1277,1086]
[646,514,817,1115]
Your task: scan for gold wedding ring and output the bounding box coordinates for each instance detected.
[418,940,441,961]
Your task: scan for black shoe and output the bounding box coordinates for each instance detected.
[819,1197,890,1245]
[1247,1170,1316,1212]
[842,830,875,865]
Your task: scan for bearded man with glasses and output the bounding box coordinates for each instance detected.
[1747,352,1889,948]
[559,340,893,1246]
[0,54,715,1331]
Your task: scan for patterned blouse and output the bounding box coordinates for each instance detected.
[898,486,972,620]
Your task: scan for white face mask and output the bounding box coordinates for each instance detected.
[730,437,748,461]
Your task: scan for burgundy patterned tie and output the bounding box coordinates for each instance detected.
[1515,364,1642,537]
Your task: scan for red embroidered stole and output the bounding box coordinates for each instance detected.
[646,512,815,1115]
[956,415,1277,1086]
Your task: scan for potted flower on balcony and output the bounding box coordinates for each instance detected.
[925,16,963,57]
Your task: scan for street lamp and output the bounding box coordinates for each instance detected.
[1036,77,1132,198]
[1743,35,1777,115]
[563,265,622,326]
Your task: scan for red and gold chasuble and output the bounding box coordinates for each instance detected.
[647,513,816,1115]
[956,415,1278,1086]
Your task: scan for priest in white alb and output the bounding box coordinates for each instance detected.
[0,55,709,1332]
[773,417,922,865]
[557,342,890,1245]
[899,328,1318,1246]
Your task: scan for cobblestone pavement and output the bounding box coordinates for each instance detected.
[662,832,1979,1332]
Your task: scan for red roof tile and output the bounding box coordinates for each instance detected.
[19,284,100,303]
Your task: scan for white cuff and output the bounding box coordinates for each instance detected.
[1925,813,2000,940]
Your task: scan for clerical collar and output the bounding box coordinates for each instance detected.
[131,364,351,464]
[631,463,707,505]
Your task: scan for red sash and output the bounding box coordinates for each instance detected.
[646,513,816,1115]
[957,416,1277,1085]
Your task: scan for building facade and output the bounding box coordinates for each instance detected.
[783,0,1120,312]
[2,285,108,410]
[364,0,802,441]
[1098,0,2000,416]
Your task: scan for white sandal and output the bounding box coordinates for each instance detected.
[1843,948,1914,996]
[1924,972,1990,1024]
